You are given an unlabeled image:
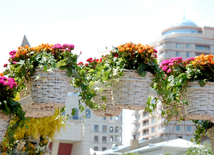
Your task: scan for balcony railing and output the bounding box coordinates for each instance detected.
[143,132,149,135]
[102,130,107,133]
[94,140,99,143]
[70,116,82,120]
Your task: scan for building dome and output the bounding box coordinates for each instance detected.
[171,18,198,27]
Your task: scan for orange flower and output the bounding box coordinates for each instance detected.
[138,49,143,53]
[0,73,4,76]
[121,47,125,52]
[211,61,214,64]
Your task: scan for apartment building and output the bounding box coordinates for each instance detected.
[149,17,214,63]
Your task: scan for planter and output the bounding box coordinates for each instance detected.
[208,126,214,154]
[93,83,122,117]
[185,81,214,121]
[30,68,71,111]
[22,102,55,118]
[112,70,153,110]
[0,111,12,143]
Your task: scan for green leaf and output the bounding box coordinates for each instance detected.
[67,67,72,77]
[72,69,81,79]
[137,63,147,74]
[56,60,66,67]
[71,108,76,116]
[199,79,206,87]
[139,71,147,77]
[7,97,18,106]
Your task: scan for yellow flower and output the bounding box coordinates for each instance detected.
[14,93,21,101]
[2,152,7,155]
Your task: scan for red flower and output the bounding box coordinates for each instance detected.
[85,63,88,66]
[90,60,95,63]
[96,59,99,62]
[77,62,84,65]
[99,58,102,62]
[114,54,119,57]
[86,57,93,62]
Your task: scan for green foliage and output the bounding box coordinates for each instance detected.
[181,141,212,155]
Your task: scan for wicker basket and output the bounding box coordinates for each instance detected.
[207,126,214,154]
[22,102,55,118]
[30,68,71,110]
[185,81,214,121]
[112,70,153,110]
[0,111,12,143]
[93,83,122,117]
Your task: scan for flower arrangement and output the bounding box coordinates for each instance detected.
[150,54,214,144]
[114,42,158,76]
[0,73,24,117]
[4,43,80,92]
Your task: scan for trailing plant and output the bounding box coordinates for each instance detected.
[150,54,214,143]
[0,73,26,144]
[1,108,66,154]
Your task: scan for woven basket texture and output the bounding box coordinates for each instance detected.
[112,70,153,110]
[30,68,71,110]
[19,81,31,99]
[208,126,214,154]
[185,82,214,121]
[0,111,12,143]
[22,102,55,118]
[93,83,122,117]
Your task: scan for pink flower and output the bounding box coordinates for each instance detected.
[3,64,7,67]
[167,68,172,73]
[153,49,157,53]
[162,66,168,72]
[13,61,17,64]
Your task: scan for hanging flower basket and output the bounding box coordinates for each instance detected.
[112,70,153,110]
[185,81,214,121]
[30,68,71,111]
[0,111,12,143]
[22,102,55,118]
[93,84,122,117]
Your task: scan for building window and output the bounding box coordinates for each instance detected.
[72,108,78,120]
[176,52,180,57]
[143,129,149,135]
[110,126,114,133]
[176,43,180,48]
[187,126,191,131]
[94,146,98,151]
[176,125,180,131]
[186,44,191,48]
[102,136,107,143]
[94,125,99,132]
[151,118,155,123]
[186,52,190,57]
[86,109,91,118]
[110,117,113,120]
[115,115,119,120]
[94,136,99,143]
[102,147,107,151]
[115,126,120,133]
[102,125,107,132]
[196,45,210,50]
[110,136,113,142]
[103,117,106,120]
[143,120,149,126]
[151,127,155,133]
[143,111,149,117]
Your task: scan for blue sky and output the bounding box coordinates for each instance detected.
[0,0,214,71]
